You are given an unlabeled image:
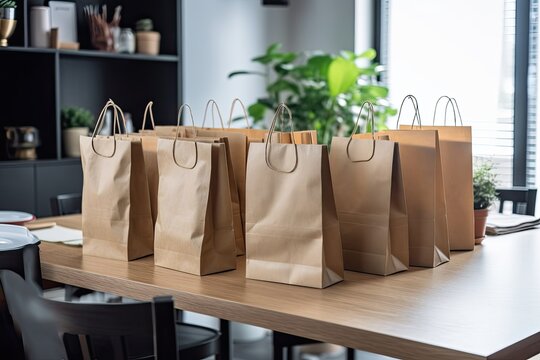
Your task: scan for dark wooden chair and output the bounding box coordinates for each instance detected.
[497,187,537,215]
[50,193,82,216]
[49,193,96,301]
[0,243,42,359]
[0,270,221,359]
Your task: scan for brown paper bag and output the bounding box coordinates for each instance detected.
[80,101,154,261]
[177,100,247,254]
[185,128,246,255]
[222,98,318,144]
[138,101,159,227]
[246,104,344,288]
[401,96,474,250]
[331,102,409,275]
[154,104,236,275]
[380,95,449,267]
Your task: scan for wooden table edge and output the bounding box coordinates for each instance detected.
[41,259,488,360]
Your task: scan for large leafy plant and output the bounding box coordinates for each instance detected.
[229,43,396,144]
[473,163,498,210]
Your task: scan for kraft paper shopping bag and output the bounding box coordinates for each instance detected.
[80,100,153,261]
[154,104,236,275]
[246,103,344,288]
[331,102,409,275]
[380,95,449,267]
[401,96,474,250]
[138,101,159,227]
[183,100,247,254]
[220,98,318,144]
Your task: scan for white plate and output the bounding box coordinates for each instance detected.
[0,211,35,224]
[0,224,40,251]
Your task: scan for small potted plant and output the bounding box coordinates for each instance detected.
[62,107,94,158]
[0,0,16,20]
[0,0,17,47]
[473,163,498,244]
[135,18,160,55]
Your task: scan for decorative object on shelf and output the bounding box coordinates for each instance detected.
[50,27,79,50]
[2,126,40,160]
[61,106,94,158]
[135,18,160,55]
[0,0,16,47]
[49,1,77,43]
[0,0,16,20]
[473,162,498,244]
[30,6,50,48]
[118,28,135,54]
[229,43,396,144]
[83,4,121,51]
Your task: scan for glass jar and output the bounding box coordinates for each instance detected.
[118,28,135,54]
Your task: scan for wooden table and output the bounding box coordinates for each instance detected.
[37,215,540,360]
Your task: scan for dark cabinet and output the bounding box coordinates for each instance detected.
[0,164,35,213]
[35,161,83,217]
[0,159,82,217]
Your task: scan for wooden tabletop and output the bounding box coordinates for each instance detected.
[37,215,540,360]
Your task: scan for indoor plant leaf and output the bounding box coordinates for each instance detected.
[228,70,266,78]
[327,57,360,97]
[358,48,377,60]
[248,103,268,122]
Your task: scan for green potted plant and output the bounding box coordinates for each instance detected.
[0,0,16,20]
[62,107,94,158]
[473,163,498,244]
[135,18,160,55]
[0,0,17,47]
[229,43,396,144]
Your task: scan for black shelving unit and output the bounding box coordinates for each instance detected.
[0,0,182,216]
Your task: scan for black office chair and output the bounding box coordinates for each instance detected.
[50,193,82,216]
[497,187,537,215]
[0,243,42,359]
[1,270,221,359]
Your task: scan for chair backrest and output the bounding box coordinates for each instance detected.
[50,193,82,216]
[0,270,178,360]
[0,244,43,359]
[497,187,537,216]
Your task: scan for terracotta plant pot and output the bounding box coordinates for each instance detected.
[63,127,88,157]
[474,208,489,244]
[136,31,160,55]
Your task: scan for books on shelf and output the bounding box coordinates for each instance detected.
[486,213,540,235]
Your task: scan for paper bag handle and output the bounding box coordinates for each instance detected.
[173,104,198,169]
[228,98,251,129]
[396,94,421,129]
[93,99,121,136]
[201,99,225,129]
[432,95,463,126]
[90,99,122,158]
[265,103,298,173]
[346,101,376,162]
[445,97,463,125]
[141,101,156,130]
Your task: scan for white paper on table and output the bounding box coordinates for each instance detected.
[62,238,83,246]
[31,225,83,245]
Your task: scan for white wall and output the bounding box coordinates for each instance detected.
[182,0,355,125]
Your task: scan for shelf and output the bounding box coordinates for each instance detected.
[0,46,179,62]
[0,46,56,55]
[59,49,179,62]
[0,158,81,167]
